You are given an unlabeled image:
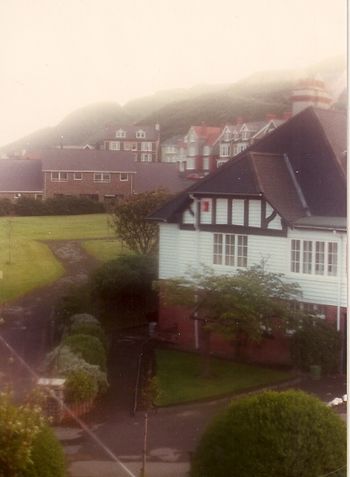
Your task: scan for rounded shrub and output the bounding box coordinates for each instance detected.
[70,313,100,327]
[69,322,108,350]
[191,390,346,477]
[21,424,66,477]
[64,369,98,404]
[63,334,107,370]
[290,318,341,374]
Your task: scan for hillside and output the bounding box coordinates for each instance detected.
[0,56,346,154]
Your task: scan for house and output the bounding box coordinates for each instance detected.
[184,125,222,177]
[103,124,160,162]
[148,106,347,365]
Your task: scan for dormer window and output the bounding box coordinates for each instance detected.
[136,129,146,139]
[224,130,231,141]
[233,131,239,141]
[116,129,126,138]
[242,131,249,140]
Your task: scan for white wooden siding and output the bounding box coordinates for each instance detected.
[268,214,282,230]
[216,198,228,224]
[159,224,347,307]
[183,208,194,224]
[248,200,261,227]
[232,199,244,225]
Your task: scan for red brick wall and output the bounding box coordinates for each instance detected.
[0,192,41,200]
[44,172,134,200]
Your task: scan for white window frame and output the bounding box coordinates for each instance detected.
[73,172,83,181]
[94,172,111,183]
[120,173,128,181]
[219,143,230,157]
[136,129,146,139]
[141,153,152,162]
[51,172,68,182]
[290,239,338,277]
[116,129,126,138]
[109,141,120,151]
[141,142,152,152]
[213,233,248,268]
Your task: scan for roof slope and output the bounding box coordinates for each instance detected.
[134,163,194,194]
[149,106,346,222]
[35,149,137,172]
[0,159,43,192]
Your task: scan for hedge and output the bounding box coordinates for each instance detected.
[62,334,107,370]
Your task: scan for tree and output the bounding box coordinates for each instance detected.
[110,189,170,255]
[161,263,302,360]
[191,390,346,477]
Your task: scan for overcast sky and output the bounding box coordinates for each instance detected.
[0,0,347,146]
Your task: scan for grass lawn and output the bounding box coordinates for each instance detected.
[0,214,115,303]
[82,239,131,262]
[156,349,293,406]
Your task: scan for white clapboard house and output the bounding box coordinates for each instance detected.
[149,106,347,364]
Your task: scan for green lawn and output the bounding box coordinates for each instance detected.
[0,214,115,303]
[156,349,293,406]
[82,239,131,262]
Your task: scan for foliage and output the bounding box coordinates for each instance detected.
[64,369,98,403]
[162,264,302,343]
[142,375,161,409]
[0,198,14,216]
[21,424,66,477]
[54,287,92,331]
[82,238,128,262]
[290,318,341,374]
[45,345,108,394]
[70,313,100,327]
[156,349,291,406]
[0,392,45,477]
[109,189,170,255]
[68,322,108,350]
[191,390,346,477]
[62,334,107,370]
[12,196,105,216]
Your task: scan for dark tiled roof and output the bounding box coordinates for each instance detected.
[36,149,137,173]
[134,163,194,194]
[149,107,346,222]
[0,159,43,192]
[192,126,222,145]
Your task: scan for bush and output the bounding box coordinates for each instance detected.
[191,390,346,477]
[290,318,341,374]
[64,369,98,404]
[63,334,107,370]
[0,198,14,216]
[70,313,100,327]
[54,287,93,331]
[12,195,105,216]
[45,345,108,395]
[21,424,66,477]
[68,322,108,350]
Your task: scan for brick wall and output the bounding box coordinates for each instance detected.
[44,171,134,200]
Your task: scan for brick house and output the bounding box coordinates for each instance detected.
[103,124,160,162]
[148,106,347,366]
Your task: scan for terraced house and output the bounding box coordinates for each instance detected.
[149,106,347,365]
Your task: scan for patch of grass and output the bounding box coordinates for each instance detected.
[156,349,293,406]
[0,214,114,303]
[82,239,131,262]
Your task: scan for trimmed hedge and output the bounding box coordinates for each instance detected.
[21,424,66,477]
[63,334,107,370]
[0,196,105,216]
[64,369,98,404]
[69,322,108,350]
[191,390,346,477]
[290,318,341,374]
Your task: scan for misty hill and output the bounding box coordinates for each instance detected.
[1,56,346,154]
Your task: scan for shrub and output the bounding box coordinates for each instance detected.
[64,369,98,404]
[21,424,66,477]
[54,286,92,331]
[70,313,100,327]
[45,345,108,395]
[191,390,346,477]
[63,334,107,370]
[290,318,341,374]
[13,195,105,216]
[68,322,108,350]
[0,198,14,216]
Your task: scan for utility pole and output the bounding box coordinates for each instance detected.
[140,411,148,477]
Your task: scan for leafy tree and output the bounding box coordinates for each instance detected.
[191,390,346,477]
[161,264,302,361]
[110,189,170,255]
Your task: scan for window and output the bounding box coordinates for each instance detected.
[109,141,120,151]
[123,142,132,151]
[74,172,82,181]
[51,172,68,182]
[241,130,249,140]
[116,129,126,138]
[120,173,128,181]
[131,142,138,151]
[141,142,152,152]
[136,129,146,139]
[290,239,338,276]
[213,233,247,267]
[220,143,230,157]
[94,173,111,183]
[141,153,152,162]
[223,130,231,141]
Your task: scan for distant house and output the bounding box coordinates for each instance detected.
[103,124,160,162]
[184,125,222,177]
[149,107,347,365]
